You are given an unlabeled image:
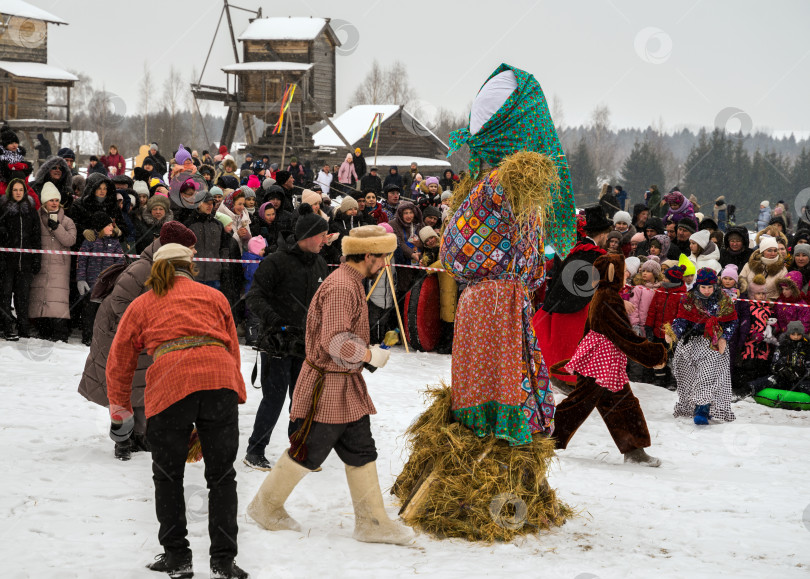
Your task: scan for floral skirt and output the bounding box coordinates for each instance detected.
[451,278,556,445]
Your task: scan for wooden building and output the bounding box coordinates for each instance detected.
[0,0,75,146]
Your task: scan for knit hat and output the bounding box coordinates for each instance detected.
[418,225,439,244]
[159,221,197,247]
[425,176,439,187]
[1,126,19,147]
[91,211,113,232]
[133,180,150,197]
[295,203,329,241]
[57,147,75,160]
[275,170,291,185]
[758,235,778,253]
[793,243,810,258]
[749,274,767,295]
[339,196,358,213]
[441,191,452,202]
[786,320,805,336]
[694,267,718,286]
[174,145,191,165]
[625,256,641,277]
[301,189,321,207]
[677,219,696,234]
[613,211,631,225]
[146,195,170,213]
[720,263,739,282]
[153,243,193,263]
[761,200,770,208]
[640,255,661,276]
[214,212,232,227]
[689,229,711,250]
[341,225,397,256]
[247,235,266,255]
[209,186,224,198]
[262,177,276,191]
[39,182,61,204]
[630,231,645,243]
[664,264,686,284]
[422,205,442,222]
[679,253,696,276]
[247,175,261,190]
[239,185,256,199]
[355,147,362,156]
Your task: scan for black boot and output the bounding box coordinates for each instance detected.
[146,551,193,578]
[3,322,19,341]
[131,433,151,453]
[211,560,249,579]
[114,439,132,461]
[435,321,454,355]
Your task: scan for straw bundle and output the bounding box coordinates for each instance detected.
[392,384,570,541]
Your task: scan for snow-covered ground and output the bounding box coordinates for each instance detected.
[1,339,809,578]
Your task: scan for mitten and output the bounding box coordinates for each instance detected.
[77,280,90,295]
[368,345,390,369]
[47,219,59,230]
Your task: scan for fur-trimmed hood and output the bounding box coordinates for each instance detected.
[32,155,73,199]
[746,249,787,277]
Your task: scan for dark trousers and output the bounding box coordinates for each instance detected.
[81,297,100,341]
[1,266,32,332]
[553,375,651,454]
[31,317,70,341]
[246,354,303,457]
[146,389,240,563]
[290,415,378,471]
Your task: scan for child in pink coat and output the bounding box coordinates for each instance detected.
[629,256,663,336]
[774,269,810,336]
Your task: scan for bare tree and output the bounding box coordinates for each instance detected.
[385,60,415,106]
[588,104,615,180]
[350,60,415,106]
[138,62,154,145]
[551,93,564,131]
[350,59,386,105]
[161,66,185,147]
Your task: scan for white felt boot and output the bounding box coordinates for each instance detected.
[346,461,415,545]
[247,450,310,531]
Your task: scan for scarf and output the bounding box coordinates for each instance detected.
[677,290,737,347]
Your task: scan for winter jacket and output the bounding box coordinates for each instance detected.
[739,250,788,300]
[647,186,665,219]
[338,160,358,186]
[360,173,382,196]
[76,233,124,288]
[365,203,388,224]
[242,251,263,293]
[664,197,696,226]
[315,170,333,196]
[719,226,753,271]
[329,209,361,251]
[86,162,107,176]
[66,173,126,249]
[380,199,400,223]
[31,155,73,208]
[383,168,403,190]
[645,282,687,339]
[774,271,810,335]
[287,162,306,188]
[439,170,456,192]
[713,196,728,233]
[134,208,174,254]
[220,233,244,309]
[0,190,41,274]
[690,242,722,274]
[28,207,76,320]
[147,151,168,177]
[35,133,51,160]
[217,202,252,252]
[757,206,771,231]
[391,203,423,265]
[770,335,810,383]
[246,236,329,337]
[599,193,620,219]
[731,299,775,363]
[184,209,229,282]
[77,240,160,408]
[99,152,126,176]
[629,279,660,329]
[353,153,367,180]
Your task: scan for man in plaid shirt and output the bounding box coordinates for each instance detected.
[247,225,415,546]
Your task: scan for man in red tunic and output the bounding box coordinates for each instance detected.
[247,225,414,546]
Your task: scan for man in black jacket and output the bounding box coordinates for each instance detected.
[244,204,330,470]
[359,166,382,196]
[147,143,168,178]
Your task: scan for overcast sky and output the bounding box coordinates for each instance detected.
[36,0,810,137]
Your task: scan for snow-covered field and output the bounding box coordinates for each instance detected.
[1,339,809,578]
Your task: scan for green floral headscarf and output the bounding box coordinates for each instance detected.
[447,63,576,257]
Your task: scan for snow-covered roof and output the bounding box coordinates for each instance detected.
[313,105,401,148]
[238,17,336,42]
[222,62,314,73]
[0,0,67,24]
[370,156,451,168]
[0,60,77,81]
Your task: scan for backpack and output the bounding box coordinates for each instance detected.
[90,258,131,303]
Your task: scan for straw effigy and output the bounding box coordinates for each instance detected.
[392,383,570,542]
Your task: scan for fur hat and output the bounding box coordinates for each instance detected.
[339,196,359,213]
[301,189,321,207]
[758,235,778,253]
[720,263,739,282]
[613,211,631,225]
[793,243,810,258]
[159,221,196,247]
[153,243,193,263]
[625,256,641,277]
[90,211,113,232]
[640,255,661,276]
[247,235,266,255]
[275,170,291,185]
[786,320,805,336]
[664,264,686,284]
[694,267,717,286]
[146,195,170,213]
[418,225,439,244]
[689,229,711,250]
[341,225,397,256]
[39,182,61,205]
[1,126,19,147]
[295,203,329,241]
